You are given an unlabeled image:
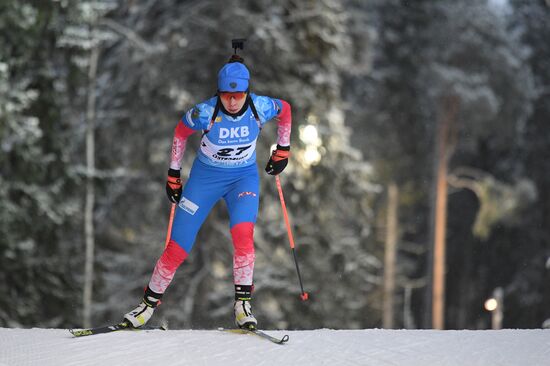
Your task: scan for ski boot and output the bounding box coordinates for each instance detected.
[124,286,162,328]
[234,285,257,330]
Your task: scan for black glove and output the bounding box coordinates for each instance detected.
[265,145,290,175]
[166,169,182,203]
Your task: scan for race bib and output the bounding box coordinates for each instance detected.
[200,136,257,166]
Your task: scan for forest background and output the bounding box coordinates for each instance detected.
[1,0,549,331]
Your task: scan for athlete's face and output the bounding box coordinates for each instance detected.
[219,92,247,114]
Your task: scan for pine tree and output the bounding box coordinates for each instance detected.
[0,1,80,327]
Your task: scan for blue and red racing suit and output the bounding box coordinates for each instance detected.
[148,94,292,294]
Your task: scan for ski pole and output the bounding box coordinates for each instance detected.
[275,175,309,301]
[164,203,176,248]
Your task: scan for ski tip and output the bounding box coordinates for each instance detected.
[69,328,93,337]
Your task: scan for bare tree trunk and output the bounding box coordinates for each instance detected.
[79,18,153,328]
[83,44,100,328]
[431,95,459,330]
[383,182,399,328]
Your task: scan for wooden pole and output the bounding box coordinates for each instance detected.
[432,95,459,330]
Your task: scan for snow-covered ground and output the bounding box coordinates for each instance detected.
[1,327,549,366]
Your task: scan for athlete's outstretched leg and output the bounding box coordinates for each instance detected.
[148,159,226,294]
[125,161,225,327]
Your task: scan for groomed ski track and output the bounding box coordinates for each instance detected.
[1,328,549,366]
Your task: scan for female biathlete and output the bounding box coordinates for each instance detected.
[123,52,292,330]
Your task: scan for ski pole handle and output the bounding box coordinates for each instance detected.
[275,175,309,301]
[164,203,176,248]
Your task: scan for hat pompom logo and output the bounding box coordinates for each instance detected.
[230,82,237,89]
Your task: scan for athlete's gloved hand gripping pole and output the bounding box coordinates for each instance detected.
[166,169,182,203]
[265,145,290,175]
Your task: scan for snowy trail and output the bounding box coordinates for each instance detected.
[1,328,549,366]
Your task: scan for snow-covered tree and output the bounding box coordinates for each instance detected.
[0,1,81,327]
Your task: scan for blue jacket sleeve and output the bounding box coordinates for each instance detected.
[250,94,283,126]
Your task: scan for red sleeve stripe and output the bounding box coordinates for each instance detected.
[170,121,196,170]
[276,100,292,146]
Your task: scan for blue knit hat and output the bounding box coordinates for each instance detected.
[218,62,249,92]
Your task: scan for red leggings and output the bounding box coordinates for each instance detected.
[148,222,255,294]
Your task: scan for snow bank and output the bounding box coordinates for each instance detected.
[1,327,549,366]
